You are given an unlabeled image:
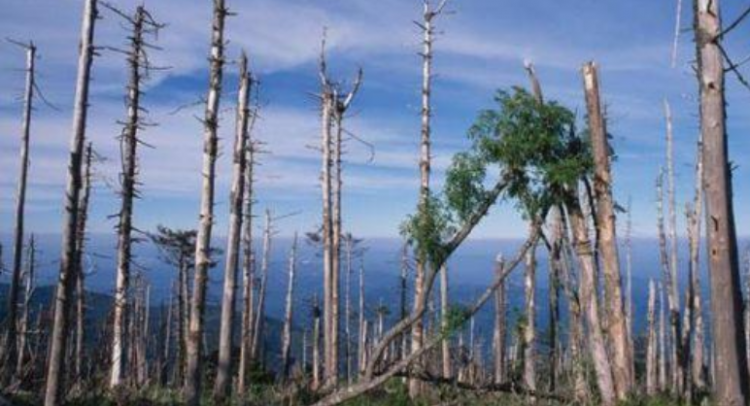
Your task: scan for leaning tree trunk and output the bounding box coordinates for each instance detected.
[5,42,36,385]
[44,1,97,404]
[213,51,251,402]
[693,0,750,403]
[74,142,93,387]
[184,0,227,403]
[281,233,299,379]
[582,62,633,400]
[111,7,148,388]
[567,195,616,406]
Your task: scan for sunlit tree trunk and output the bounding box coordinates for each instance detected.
[184,0,227,403]
[251,210,272,362]
[281,233,299,379]
[582,62,633,400]
[213,52,251,402]
[74,142,93,387]
[238,140,257,392]
[646,279,658,395]
[522,224,537,393]
[693,0,750,403]
[493,256,506,385]
[44,1,97,404]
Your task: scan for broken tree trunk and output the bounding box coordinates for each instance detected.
[184,0,227,403]
[582,62,633,400]
[44,0,97,404]
[693,0,750,403]
[213,51,251,403]
[5,42,36,385]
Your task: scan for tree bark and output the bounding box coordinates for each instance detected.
[693,0,750,403]
[5,43,36,384]
[582,62,633,400]
[440,264,451,379]
[493,257,506,385]
[646,279,658,395]
[184,0,226,403]
[74,142,93,387]
[251,210,272,362]
[15,235,36,382]
[522,223,537,393]
[213,51,251,402]
[44,1,97,404]
[567,196,616,406]
[238,140,257,393]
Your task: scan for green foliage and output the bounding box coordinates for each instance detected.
[401,193,454,266]
[444,152,489,223]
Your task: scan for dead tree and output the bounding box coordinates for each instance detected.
[213,51,252,402]
[251,209,272,362]
[493,256,506,385]
[663,99,683,394]
[184,0,227,403]
[358,261,366,376]
[281,233,299,379]
[646,279,658,395]
[44,0,98,404]
[686,140,706,391]
[410,0,449,397]
[15,235,36,381]
[110,5,161,388]
[693,0,750,403]
[4,41,36,385]
[74,142,93,387]
[439,264,451,379]
[658,281,668,391]
[399,244,409,362]
[582,62,633,400]
[312,295,322,391]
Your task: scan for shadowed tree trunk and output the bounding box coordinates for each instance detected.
[184,0,227,403]
[522,224,537,393]
[582,62,633,400]
[74,142,93,387]
[312,295,322,391]
[693,0,750,403]
[4,42,36,384]
[213,51,251,403]
[15,235,36,381]
[238,140,258,392]
[44,1,97,404]
[440,264,451,379]
[493,256,506,385]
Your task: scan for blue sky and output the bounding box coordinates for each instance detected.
[1,0,750,240]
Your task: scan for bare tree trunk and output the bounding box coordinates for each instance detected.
[568,196,616,406]
[582,62,633,400]
[523,223,537,393]
[177,258,189,384]
[281,233,299,379]
[251,210,272,362]
[663,100,684,395]
[399,244,409,362]
[238,140,257,392]
[358,262,366,376]
[344,236,353,384]
[213,52,251,402]
[111,7,149,388]
[74,142,93,387]
[4,42,36,384]
[659,282,668,391]
[44,1,97,403]
[493,257,506,385]
[647,279,658,395]
[312,295,322,391]
[440,264,451,379]
[693,0,750,403]
[15,235,36,381]
[184,1,227,403]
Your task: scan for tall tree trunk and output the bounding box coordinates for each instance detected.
[312,295,322,391]
[646,279,658,395]
[44,1,97,404]
[184,0,227,403]
[658,282,668,391]
[281,233,299,379]
[399,243,409,362]
[74,142,93,387]
[344,236,353,384]
[688,141,706,390]
[111,7,148,388]
[358,263,366,376]
[568,196,616,406]
[251,210,272,362]
[663,100,684,395]
[5,42,36,384]
[213,52,251,402]
[693,0,750,403]
[582,62,633,400]
[238,140,257,392]
[320,68,336,388]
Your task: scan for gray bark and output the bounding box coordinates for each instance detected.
[281,233,299,378]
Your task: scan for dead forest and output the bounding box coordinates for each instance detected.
[2,0,750,405]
